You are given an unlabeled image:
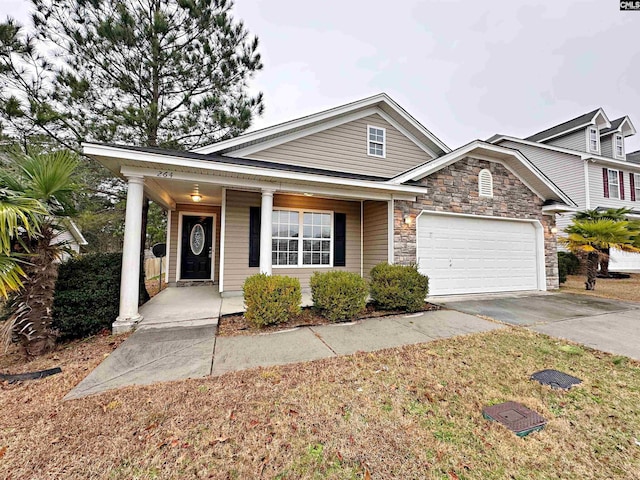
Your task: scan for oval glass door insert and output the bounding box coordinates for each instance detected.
[190,223,205,255]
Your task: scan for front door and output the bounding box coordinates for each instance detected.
[180,215,213,280]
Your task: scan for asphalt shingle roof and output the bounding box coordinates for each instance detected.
[627,150,640,164]
[600,117,626,136]
[525,109,601,142]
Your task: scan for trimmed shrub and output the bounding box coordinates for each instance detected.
[558,251,580,284]
[370,263,429,312]
[243,274,301,328]
[52,252,122,340]
[310,271,368,322]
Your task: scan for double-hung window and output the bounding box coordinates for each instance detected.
[272,209,332,267]
[368,126,386,157]
[635,173,640,201]
[608,169,620,199]
[589,127,599,153]
[615,134,624,159]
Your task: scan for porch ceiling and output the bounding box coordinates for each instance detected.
[151,178,223,205]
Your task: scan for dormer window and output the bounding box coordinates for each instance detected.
[615,134,624,159]
[367,125,386,158]
[589,127,599,153]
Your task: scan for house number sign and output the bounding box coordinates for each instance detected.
[190,224,205,255]
[156,171,174,178]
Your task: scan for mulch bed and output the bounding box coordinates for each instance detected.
[217,302,441,337]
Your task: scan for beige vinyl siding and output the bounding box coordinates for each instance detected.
[600,135,614,158]
[168,203,221,283]
[222,189,362,292]
[498,140,585,206]
[244,113,432,178]
[588,163,640,209]
[362,200,388,277]
[546,129,587,153]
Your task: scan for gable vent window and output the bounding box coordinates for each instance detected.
[367,125,386,158]
[478,169,493,198]
[615,134,624,159]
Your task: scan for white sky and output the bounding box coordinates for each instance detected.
[3,0,639,152]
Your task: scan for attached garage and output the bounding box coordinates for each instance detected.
[416,212,546,295]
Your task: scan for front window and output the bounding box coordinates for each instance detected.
[635,173,640,201]
[608,169,620,199]
[589,127,599,152]
[368,125,386,157]
[615,134,624,159]
[272,209,332,267]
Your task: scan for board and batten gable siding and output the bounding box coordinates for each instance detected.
[168,203,221,283]
[362,200,389,278]
[498,140,586,206]
[546,129,588,153]
[222,189,362,292]
[588,162,639,209]
[244,113,433,178]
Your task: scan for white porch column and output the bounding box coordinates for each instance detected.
[114,175,145,333]
[260,188,275,275]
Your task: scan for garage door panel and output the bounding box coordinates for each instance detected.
[417,213,539,295]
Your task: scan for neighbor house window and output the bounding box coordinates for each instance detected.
[589,127,599,153]
[478,169,493,197]
[368,125,386,157]
[608,169,620,199]
[272,209,332,267]
[634,173,640,201]
[615,134,624,159]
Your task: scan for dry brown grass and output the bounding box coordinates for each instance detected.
[561,273,640,303]
[1,328,640,479]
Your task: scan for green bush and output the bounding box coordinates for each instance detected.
[369,263,429,312]
[558,251,581,284]
[52,252,122,340]
[243,274,301,328]
[310,271,368,322]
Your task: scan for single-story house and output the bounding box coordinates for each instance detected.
[83,94,575,332]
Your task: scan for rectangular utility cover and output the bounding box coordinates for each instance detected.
[483,401,547,437]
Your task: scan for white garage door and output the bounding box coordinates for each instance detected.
[609,249,640,272]
[417,213,541,295]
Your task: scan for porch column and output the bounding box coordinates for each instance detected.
[114,175,145,333]
[260,188,275,275]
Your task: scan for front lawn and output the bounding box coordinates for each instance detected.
[1,328,639,479]
[561,273,640,303]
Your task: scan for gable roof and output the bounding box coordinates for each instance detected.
[388,140,575,208]
[191,93,451,158]
[525,108,611,142]
[600,116,637,137]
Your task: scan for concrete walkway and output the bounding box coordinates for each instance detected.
[65,306,501,400]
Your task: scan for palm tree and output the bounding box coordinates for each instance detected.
[562,218,640,290]
[0,150,78,355]
[573,208,631,276]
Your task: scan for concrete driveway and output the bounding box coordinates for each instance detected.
[437,292,640,360]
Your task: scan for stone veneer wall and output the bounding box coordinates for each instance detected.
[394,158,559,290]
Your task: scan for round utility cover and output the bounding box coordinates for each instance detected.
[190,224,205,255]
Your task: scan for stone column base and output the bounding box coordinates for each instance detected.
[112,314,143,334]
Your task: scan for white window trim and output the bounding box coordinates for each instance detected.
[587,126,600,154]
[634,173,640,201]
[367,125,386,158]
[608,168,620,199]
[614,134,625,159]
[272,207,334,269]
[478,168,493,198]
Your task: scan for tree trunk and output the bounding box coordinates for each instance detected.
[599,247,610,277]
[585,251,599,290]
[12,225,59,356]
[139,196,151,306]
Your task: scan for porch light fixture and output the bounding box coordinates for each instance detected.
[303,192,314,197]
[190,184,202,202]
[404,214,412,225]
[550,227,558,234]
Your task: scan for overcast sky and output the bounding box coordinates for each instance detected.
[3,0,639,152]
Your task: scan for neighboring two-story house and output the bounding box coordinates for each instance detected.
[490,109,640,271]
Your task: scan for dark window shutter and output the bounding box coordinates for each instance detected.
[619,171,625,200]
[631,173,636,202]
[334,213,346,267]
[602,168,609,198]
[249,207,261,268]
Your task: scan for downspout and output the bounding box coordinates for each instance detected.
[583,159,590,209]
[360,200,364,277]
